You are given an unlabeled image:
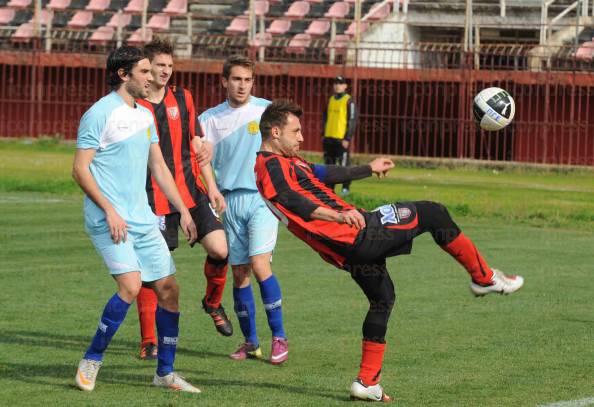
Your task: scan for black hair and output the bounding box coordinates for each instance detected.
[106,46,145,89]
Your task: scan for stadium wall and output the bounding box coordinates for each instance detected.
[0,51,592,165]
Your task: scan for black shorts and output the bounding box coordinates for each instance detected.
[346,202,420,265]
[159,194,223,251]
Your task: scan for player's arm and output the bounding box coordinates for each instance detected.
[310,207,365,229]
[72,148,128,244]
[311,157,395,184]
[342,98,357,149]
[193,119,213,166]
[201,163,226,214]
[148,144,197,244]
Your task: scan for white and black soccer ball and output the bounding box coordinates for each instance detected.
[472,87,515,131]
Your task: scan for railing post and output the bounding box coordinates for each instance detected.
[44,9,53,52]
[116,9,123,48]
[500,0,506,17]
[539,0,547,45]
[141,0,147,41]
[329,19,336,65]
[186,12,192,56]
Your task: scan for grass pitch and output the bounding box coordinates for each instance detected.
[1,140,593,406]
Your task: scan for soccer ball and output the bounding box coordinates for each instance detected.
[472,87,515,131]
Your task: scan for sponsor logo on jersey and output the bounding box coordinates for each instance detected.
[247,121,260,135]
[397,207,411,219]
[167,107,179,120]
[158,216,166,231]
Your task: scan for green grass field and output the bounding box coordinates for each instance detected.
[1,140,593,406]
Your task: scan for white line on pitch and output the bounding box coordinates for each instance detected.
[538,397,594,407]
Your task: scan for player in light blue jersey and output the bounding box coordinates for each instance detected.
[198,55,288,364]
[72,46,201,393]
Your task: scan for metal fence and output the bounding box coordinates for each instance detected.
[0,48,593,165]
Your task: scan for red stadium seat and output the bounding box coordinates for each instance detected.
[106,11,130,27]
[124,0,143,13]
[127,27,152,44]
[68,10,93,27]
[226,15,248,34]
[266,18,290,35]
[7,0,31,8]
[0,7,16,24]
[243,0,268,17]
[345,21,368,36]
[163,0,186,15]
[89,24,114,44]
[147,13,169,30]
[325,2,349,19]
[284,1,309,18]
[366,1,390,21]
[12,22,34,40]
[85,0,109,11]
[305,19,329,36]
[47,0,71,10]
[286,33,311,54]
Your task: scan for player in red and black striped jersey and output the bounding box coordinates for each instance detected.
[255,100,525,402]
[134,39,233,360]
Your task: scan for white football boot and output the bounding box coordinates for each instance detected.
[153,372,201,393]
[75,358,102,392]
[350,379,392,402]
[470,269,524,297]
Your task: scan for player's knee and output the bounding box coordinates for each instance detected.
[154,278,179,307]
[208,246,228,261]
[232,266,251,287]
[119,284,141,302]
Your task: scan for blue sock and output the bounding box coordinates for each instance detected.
[156,306,179,377]
[84,293,130,361]
[233,285,258,346]
[258,275,286,339]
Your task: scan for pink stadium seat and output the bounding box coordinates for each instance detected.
[305,0,323,3]
[147,13,170,30]
[344,0,364,3]
[575,41,594,61]
[107,12,131,27]
[266,19,290,35]
[31,9,53,25]
[345,21,368,36]
[0,8,16,24]
[48,0,71,10]
[89,25,114,44]
[7,0,31,8]
[326,33,349,52]
[163,0,186,15]
[286,33,311,54]
[305,19,329,36]
[68,10,93,27]
[226,15,248,34]
[127,27,152,44]
[249,32,272,47]
[325,2,349,19]
[284,1,309,18]
[124,0,144,13]
[244,0,269,17]
[366,2,390,21]
[86,0,110,11]
[12,22,34,40]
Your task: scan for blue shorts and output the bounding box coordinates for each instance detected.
[223,190,278,266]
[89,225,176,282]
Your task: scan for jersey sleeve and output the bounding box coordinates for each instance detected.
[197,114,209,141]
[149,121,159,144]
[76,108,104,149]
[184,89,197,139]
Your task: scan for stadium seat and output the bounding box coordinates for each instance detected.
[124,0,142,13]
[7,0,31,8]
[286,33,310,54]
[88,24,113,44]
[249,31,271,47]
[326,33,349,53]
[305,19,329,36]
[266,18,290,35]
[127,27,152,44]
[85,0,108,11]
[31,8,53,24]
[226,15,248,34]
[47,0,71,10]
[243,0,268,17]
[284,1,309,18]
[324,1,349,19]
[12,22,34,40]
[344,0,365,3]
[147,13,169,31]
[366,1,390,20]
[0,7,15,24]
[344,21,368,36]
[67,10,92,27]
[106,11,130,27]
[575,41,594,61]
[162,0,185,15]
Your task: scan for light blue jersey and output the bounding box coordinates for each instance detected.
[77,91,160,235]
[198,96,271,193]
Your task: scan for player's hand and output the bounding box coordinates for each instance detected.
[341,139,350,149]
[339,209,366,229]
[195,140,213,166]
[369,157,395,179]
[180,212,198,245]
[106,209,128,244]
[208,188,226,215]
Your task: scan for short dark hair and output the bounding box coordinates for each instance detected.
[222,54,255,79]
[260,99,303,139]
[106,46,144,89]
[143,37,174,61]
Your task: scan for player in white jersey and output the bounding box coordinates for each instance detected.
[198,55,288,364]
[72,46,200,393]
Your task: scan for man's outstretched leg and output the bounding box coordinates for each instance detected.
[415,200,524,296]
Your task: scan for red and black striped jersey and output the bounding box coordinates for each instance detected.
[255,151,361,268]
[137,86,207,216]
